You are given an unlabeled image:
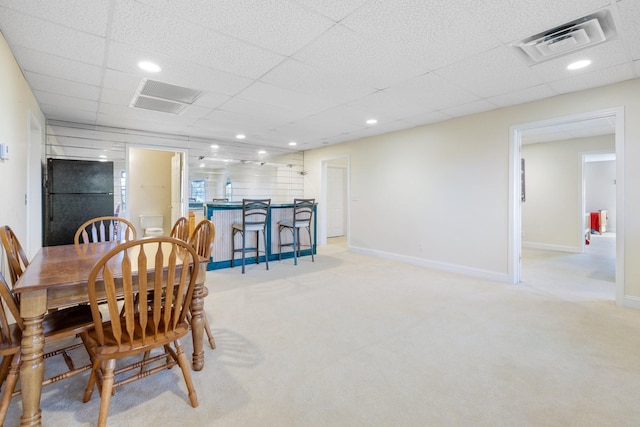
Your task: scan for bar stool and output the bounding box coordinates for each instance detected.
[278,198,315,265]
[231,199,271,274]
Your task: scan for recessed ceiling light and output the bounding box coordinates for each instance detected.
[236,134,246,140]
[567,59,591,70]
[99,155,107,159]
[138,61,161,73]
[210,144,219,149]
[199,163,205,168]
[289,141,297,146]
[258,150,267,154]
[366,119,378,125]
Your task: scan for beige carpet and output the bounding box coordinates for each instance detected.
[6,233,640,426]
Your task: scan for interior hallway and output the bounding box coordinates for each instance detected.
[5,232,639,426]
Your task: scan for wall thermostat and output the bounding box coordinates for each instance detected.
[0,143,8,160]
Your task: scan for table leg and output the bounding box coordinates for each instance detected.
[20,314,45,427]
[190,264,206,371]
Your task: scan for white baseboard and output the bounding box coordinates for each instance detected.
[522,241,581,253]
[348,245,511,283]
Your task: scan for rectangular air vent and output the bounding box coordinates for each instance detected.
[512,9,618,65]
[130,79,202,114]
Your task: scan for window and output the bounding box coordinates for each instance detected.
[191,180,205,203]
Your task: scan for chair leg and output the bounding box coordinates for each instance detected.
[0,353,19,426]
[83,359,101,403]
[307,226,314,262]
[292,226,297,266]
[203,311,216,349]
[263,229,269,270]
[254,230,260,265]
[96,359,116,427]
[174,340,199,408]
[278,225,282,261]
[241,230,246,274]
[231,229,237,269]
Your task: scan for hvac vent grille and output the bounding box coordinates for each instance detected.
[512,9,618,65]
[130,79,203,114]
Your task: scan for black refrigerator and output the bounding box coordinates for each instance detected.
[43,158,115,246]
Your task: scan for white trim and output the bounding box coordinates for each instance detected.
[509,107,625,307]
[126,145,189,221]
[350,246,512,283]
[522,242,581,253]
[26,111,43,259]
[319,155,350,247]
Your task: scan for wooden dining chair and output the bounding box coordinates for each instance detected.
[0,225,30,287]
[82,237,199,427]
[231,199,271,274]
[188,220,216,349]
[170,216,190,242]
[277,198,316,265]
[74,216,137,245]
[0,271,94,425]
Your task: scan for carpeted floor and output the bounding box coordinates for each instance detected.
[6,233,640,426]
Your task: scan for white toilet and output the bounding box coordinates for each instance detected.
[139,214,164,237]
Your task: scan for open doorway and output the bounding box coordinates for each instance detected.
[127,146,187,237]
[509,107,625,305]
[320,156,349,247]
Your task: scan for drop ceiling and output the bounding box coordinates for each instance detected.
[0,0,639,168]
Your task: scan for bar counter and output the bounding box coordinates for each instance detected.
[205,201,317,270]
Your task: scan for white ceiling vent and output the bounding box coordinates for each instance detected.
[130,79,202,114]
[513,9,618,65]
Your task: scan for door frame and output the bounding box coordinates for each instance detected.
[26,111,43,259]
[125,145,188,224]
[320,155,350,246]
[509,107,625,305]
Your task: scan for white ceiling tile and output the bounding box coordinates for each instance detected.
[548,63,635,94]
[0,7,105,65]
[531,40,630,83]
[40,105,97,124]
[107,41,254,97]
[616,0,640,60]
[366,72,481,112]
[0,0,110,36]
[435,46,544,98]
[11,46,102,86]
[191,92,230,110]
[293,24,425,89]
[34,91,98,112]
[403,111,453,127]
[457,0,611,43]
[341,0,501,70]
[100,88,134,106]
[260,59,377,104]
[102,69,143,93]
[155,0,334,56]
[291,0,370,21]
[439,99,499,118]
[487,84,557,108]
[110,0,285,79]
[25,72,100,101]
[234,82,335,118]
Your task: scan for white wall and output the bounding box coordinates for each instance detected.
[521,134,614,250]
[586,160,616,232]
[0,32,45,268]
[304,78,640,299]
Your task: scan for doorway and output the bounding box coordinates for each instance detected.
[126,147,187,236]
[320,156,349,246]
[509,107,625,305]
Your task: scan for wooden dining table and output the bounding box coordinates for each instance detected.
[13,241,209,427]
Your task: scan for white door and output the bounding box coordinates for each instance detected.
[327,166,345,237]
[171,153,182,226]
